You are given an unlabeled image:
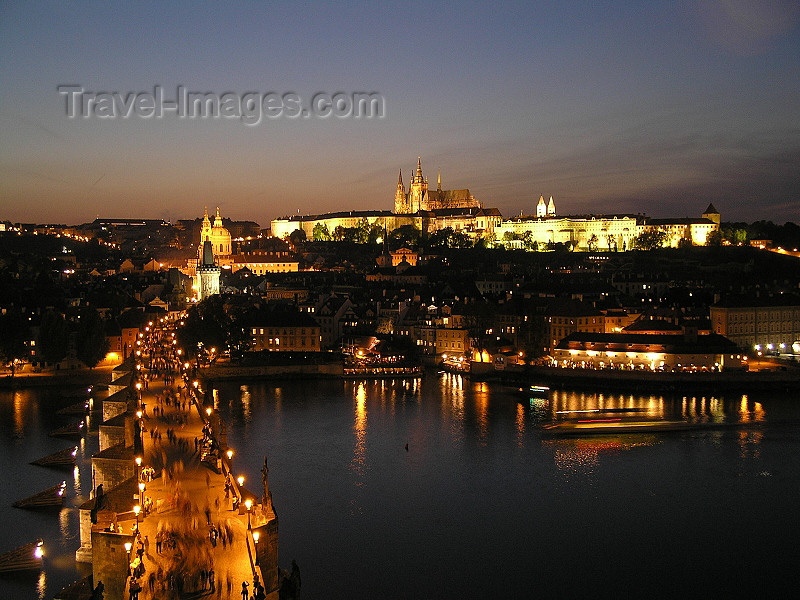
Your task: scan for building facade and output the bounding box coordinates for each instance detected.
[710,294,800,353]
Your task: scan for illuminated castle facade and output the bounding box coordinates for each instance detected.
[270,156,720,250]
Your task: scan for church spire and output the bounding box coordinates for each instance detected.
[416,156,423,181]
[437,170,441,191]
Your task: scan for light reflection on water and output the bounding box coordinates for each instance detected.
[3,377,795,600]
[0,386,96,599]
[37,570,46,600]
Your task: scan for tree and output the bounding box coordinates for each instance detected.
[706,230,723,246]
[521,231,535,250]
[634,229,668,250]
[388,224,421,248]
[176,295,231,359]
[289,229,307,246]
[367,223,385,245]
[38,309,69,366]
[75,307,110,369]
[354,218,371,244]
[312,223,331,241]
[0,310,28,376]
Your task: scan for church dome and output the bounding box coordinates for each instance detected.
[199,207,232,257]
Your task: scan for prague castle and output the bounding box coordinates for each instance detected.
[270,156,720,250]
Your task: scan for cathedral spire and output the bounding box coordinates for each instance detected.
[437,170,441,192]
[416,156,423,181]
[398,169,404,187]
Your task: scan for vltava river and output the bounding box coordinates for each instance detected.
[1,375,798,598]
[213,375,799,599]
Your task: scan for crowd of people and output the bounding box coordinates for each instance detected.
[121,320,282,600]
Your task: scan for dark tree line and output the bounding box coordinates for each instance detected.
[0,306,110,374]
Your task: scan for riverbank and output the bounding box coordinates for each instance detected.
[492,364,800,392]
[0,367,114,390]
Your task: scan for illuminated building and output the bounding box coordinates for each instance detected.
[250,312,321,351]
[271,158,719,250]
[552,331,743,371]
[394,157,480,213]
[710,293,800,353]
[196,238,220,300]
[199,207,232,258]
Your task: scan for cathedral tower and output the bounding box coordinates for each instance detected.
[394,170,408,213]
[407,156,428,213]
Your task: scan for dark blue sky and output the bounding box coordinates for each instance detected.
[1,0,798,226]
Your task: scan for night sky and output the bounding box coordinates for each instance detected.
[1,1,798,226]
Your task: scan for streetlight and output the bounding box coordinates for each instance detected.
[253,531,259,545]
[226,449,233,461]
[133,504,141,533]
[206,407,212,417]
[237,475,244,487]
[244,498,252,529]
[138,482,146,508]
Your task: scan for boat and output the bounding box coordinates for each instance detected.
[517,384,550,398]
[542,417,693,436]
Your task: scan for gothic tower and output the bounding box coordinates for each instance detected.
[547,196,556,216]
[394,170,408,214]
[407,156,428,213]
[196,238,220,301]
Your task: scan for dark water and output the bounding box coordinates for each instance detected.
[0,386,95,600]
[2,376,799,598]
[213,375,800,599]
